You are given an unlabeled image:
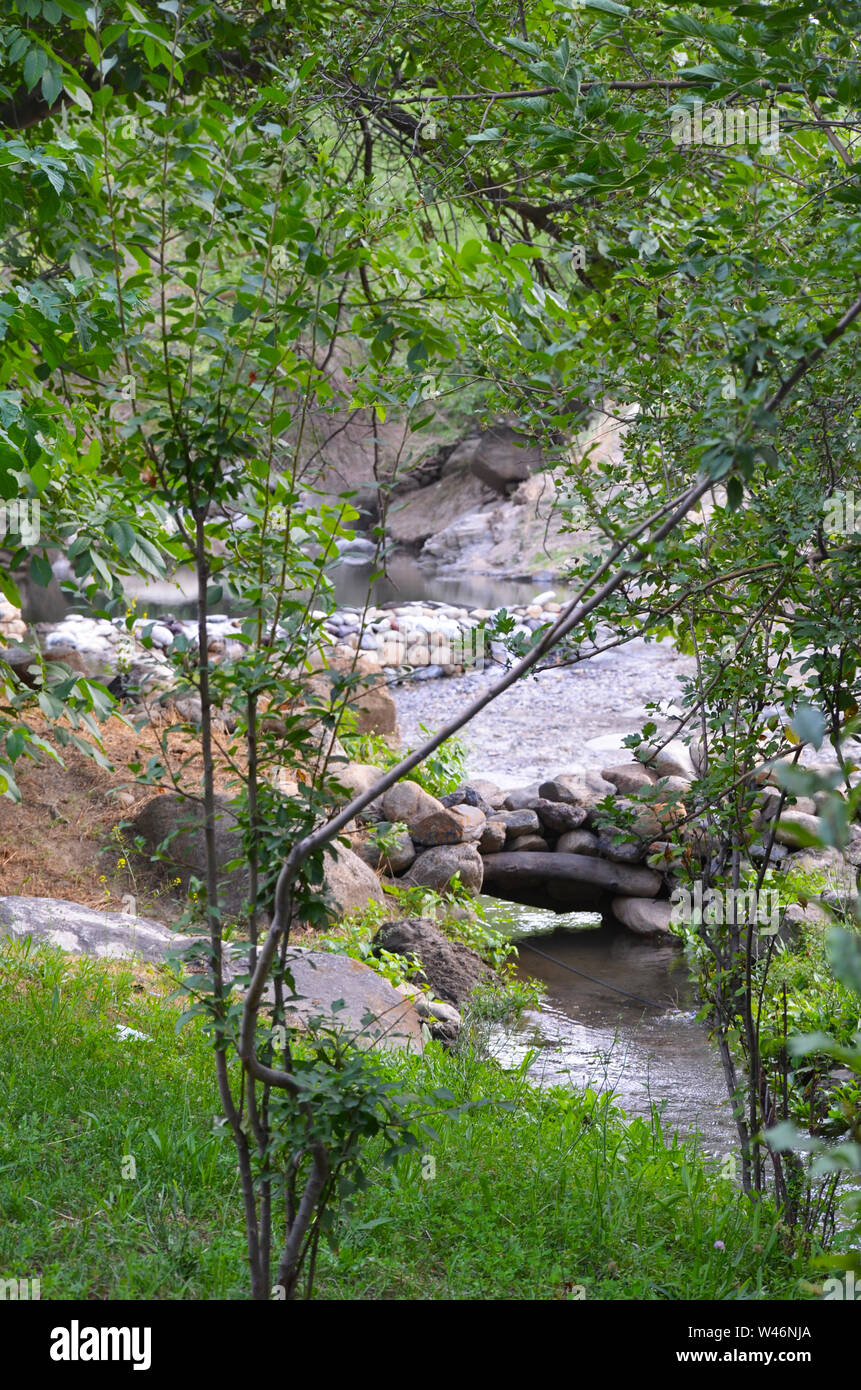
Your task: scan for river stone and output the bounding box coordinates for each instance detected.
[655,775,692,796]
[555,829,600,855]
[499,808,541,836]
[247,947,423,1051]
[129,793,251,917]
[611,897,674,937]
[353,829,416,876]
[373,918,494,1006]
[400,986,462,1045]
[467,778,506,810]
[447,804,486,841]
[508,833,549,853]
[652,739,697,781]
[442,787,496,817]
[601,762,657,795]
[532,798,588,833]
[482,852,661,900]
[479,819,506,854]
[411,804,474,846]
[773,811,823,848]
[404,843,484,895]
[319,844,385,919]
[0,895,186,962]
[502,785,543,811]
[596,832,648,864]
[537,774,588,806]
[379,782,448,836]
[331,762,383,807]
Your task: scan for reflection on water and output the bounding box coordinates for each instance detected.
[486,904,735,1153]
[34,554,554,625]
[331,554,556,610]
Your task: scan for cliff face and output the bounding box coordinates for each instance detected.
[302,403,631,580]
[385,411,630,578]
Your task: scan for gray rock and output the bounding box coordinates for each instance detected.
[596,831,647,864]
[508,833,550,853]
[320,844,385,919]
[482,852,662,904]
[469,425,544,495]
[373,917,493,1006]
[499,808,541,836]
[502,785,543,811]
[652,739,696,781]
[538,774,588,805]
[224,945,423,1051]
[532,798,588,833]
[410,664,445,681]
[353,829,416,876]
[0,895,188,962]
[405,843,484,895]
[129,793,250,918]
[379,781,443,832]
[601,762,657,795]
[774,811,823,848]
[555,829,600,855]
[331,762,383,807]
[0,898,423,1048]
[479,819,507,854]
[467,778,506,810]
[611,897,674,937]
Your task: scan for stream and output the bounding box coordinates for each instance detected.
[33,550,735,1153]
[483,902,736,1153]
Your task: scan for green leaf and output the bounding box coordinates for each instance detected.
[582,0,630,13]
[826,928,861,997]
[40,68,63,106]
[5,729,25,761]
[790,704,826,749]
[0,570,22,608]
[29,553,53,587]
[23,46,48,92]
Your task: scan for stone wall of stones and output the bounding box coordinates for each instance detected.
[347,739,861,939]
[320,591,563,680]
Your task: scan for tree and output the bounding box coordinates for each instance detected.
[2,0,860,1291]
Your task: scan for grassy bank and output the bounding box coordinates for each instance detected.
[0,939,814,1300]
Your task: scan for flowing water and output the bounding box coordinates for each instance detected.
[482,901,737,1153]
[31,546,734,1152]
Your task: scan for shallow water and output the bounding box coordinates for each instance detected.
[31,554,550,624]
[484,902,737,1154]
[330,554,556,610]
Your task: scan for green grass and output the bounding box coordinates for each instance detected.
[0,939,815,1300]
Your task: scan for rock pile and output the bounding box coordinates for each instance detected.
[319,591,564,680]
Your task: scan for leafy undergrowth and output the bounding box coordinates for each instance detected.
[0,939,814,1301]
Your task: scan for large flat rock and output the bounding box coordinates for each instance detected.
[245,948,424,1052]
[481,852,662,912]
[0,896,423,1051]
[0,895,183,961]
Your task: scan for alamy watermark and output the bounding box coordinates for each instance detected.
[0,1275,40,1300]
[0,497,40,545]
[671,99,780,152]
[823,490,861,534]
[670,882,780,935]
